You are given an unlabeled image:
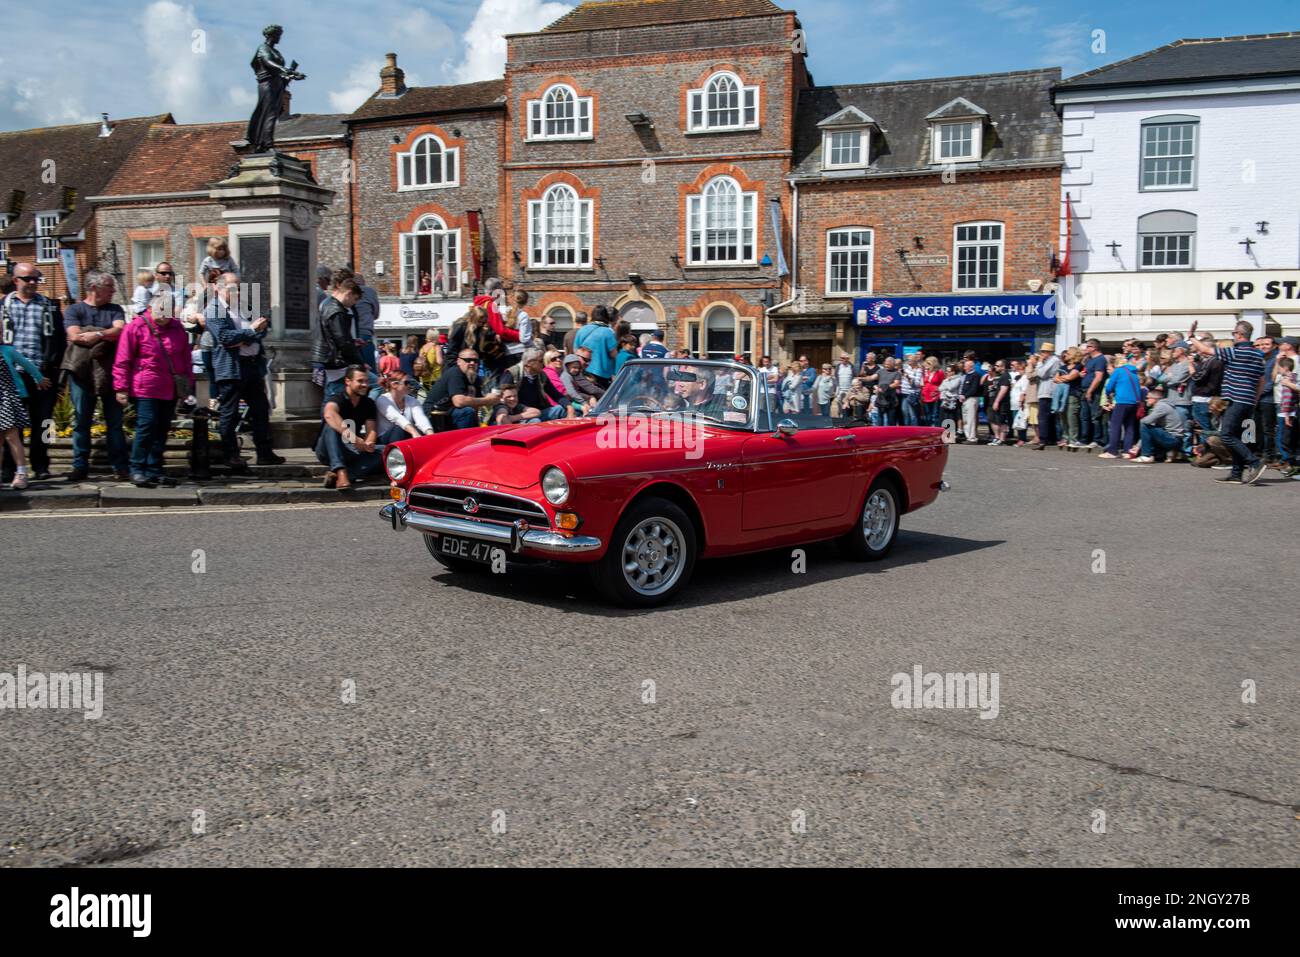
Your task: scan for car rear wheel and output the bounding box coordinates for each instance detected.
[837,477,900,561]
[590,496,697,607]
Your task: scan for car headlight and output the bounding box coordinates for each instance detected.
[541,466,569,505]
[385,445,408,482]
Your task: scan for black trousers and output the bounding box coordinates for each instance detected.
[1036,397,1057,445]
[1256,401,1277,459]
[216,368,273,460]
[1,373,58,477]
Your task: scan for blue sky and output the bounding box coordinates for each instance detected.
[1,0,1295,131]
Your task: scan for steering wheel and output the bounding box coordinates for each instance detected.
[627,394,663,410]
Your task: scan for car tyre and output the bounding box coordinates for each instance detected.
[590,496,697,607]
[424,534,493,574]
[837,476,900,561]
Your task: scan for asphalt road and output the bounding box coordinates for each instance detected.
[2,446,1295,867]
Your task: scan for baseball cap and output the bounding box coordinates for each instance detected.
[1282,336,1300,348]
[564,353,582,366]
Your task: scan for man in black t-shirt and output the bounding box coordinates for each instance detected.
[316,366,382,489]
[423,350,500,429]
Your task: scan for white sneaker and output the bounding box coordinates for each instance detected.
[1097,452,1118,459]
[1089,442,1101,449]
[1133,456,1156,464]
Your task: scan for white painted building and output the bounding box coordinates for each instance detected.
[1053,32,1300,345]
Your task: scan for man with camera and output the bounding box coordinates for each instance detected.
[204,271,285,471]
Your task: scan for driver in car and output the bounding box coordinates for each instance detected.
[672,368,732,420]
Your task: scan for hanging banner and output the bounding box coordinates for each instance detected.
[466,210,484,282]
[58,248,80,301]
[767,198,789,278]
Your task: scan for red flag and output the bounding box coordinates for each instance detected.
[466,210,483,282]
[1058,195,1073,277]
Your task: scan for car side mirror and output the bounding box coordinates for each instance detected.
[776,419,798,438]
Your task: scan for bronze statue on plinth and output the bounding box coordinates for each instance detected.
[244,24,306,154]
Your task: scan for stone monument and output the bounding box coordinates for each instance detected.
[209,25,331,447]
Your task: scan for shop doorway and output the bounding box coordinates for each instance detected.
[791,340,832,372]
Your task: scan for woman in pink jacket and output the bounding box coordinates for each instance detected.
[113,288,195,488]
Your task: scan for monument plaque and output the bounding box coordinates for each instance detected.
[283,236,310,330]
[239,235,271,315]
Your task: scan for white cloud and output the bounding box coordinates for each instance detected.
[449,0,574,83]
[329,59,387,113]
[142,2,207,118]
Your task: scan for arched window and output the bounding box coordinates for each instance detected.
[398,133,458,189]
[688,72,758,132]
[687,176,756,265]
[687,304,754,362]
[528,84,593,140]
[544,304,574,334]
[1138,210,1196,269]
[528,184,593,268]
[400,214,459,297]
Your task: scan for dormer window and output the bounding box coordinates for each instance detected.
[926,98,988,164]
[818,106,874,170]
[528,84,593,141]
[688,72,759,133]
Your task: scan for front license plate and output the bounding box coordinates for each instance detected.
[439,535,503,565]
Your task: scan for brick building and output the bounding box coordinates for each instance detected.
[501,0,806,356]
[345,56,505,337]
[0,113,165,302]
[91,111,350,305]
[776,69,1062,370]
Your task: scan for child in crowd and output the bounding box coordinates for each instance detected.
[130,268,155,316]
[197,237,238,281]
[1278,355,1297,477]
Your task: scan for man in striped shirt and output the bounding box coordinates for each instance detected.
[1187,320,1266,485]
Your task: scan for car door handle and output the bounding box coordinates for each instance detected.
[834,435,856,444]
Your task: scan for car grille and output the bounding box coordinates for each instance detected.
[407,485,550,527]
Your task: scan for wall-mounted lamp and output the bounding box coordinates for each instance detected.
[628,271,643,285]
[625,111,653,129]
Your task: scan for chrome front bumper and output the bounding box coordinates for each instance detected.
[380,503,602,555]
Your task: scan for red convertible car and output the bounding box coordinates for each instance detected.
[380,359,948,606]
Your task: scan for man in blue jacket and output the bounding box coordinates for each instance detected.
[204,272,285,471]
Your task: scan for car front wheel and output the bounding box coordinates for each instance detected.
[837,477,900,561]
[590,496,697,607]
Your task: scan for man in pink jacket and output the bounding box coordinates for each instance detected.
[112,288,195,488]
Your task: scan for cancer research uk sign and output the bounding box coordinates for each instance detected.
[854,294,1056,327]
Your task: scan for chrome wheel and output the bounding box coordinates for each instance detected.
[621,517,686,597]
[862,488,896,551]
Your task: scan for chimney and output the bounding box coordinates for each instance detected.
[379,52,406,97]
[98,113,112,137]
[279,87,293,117]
